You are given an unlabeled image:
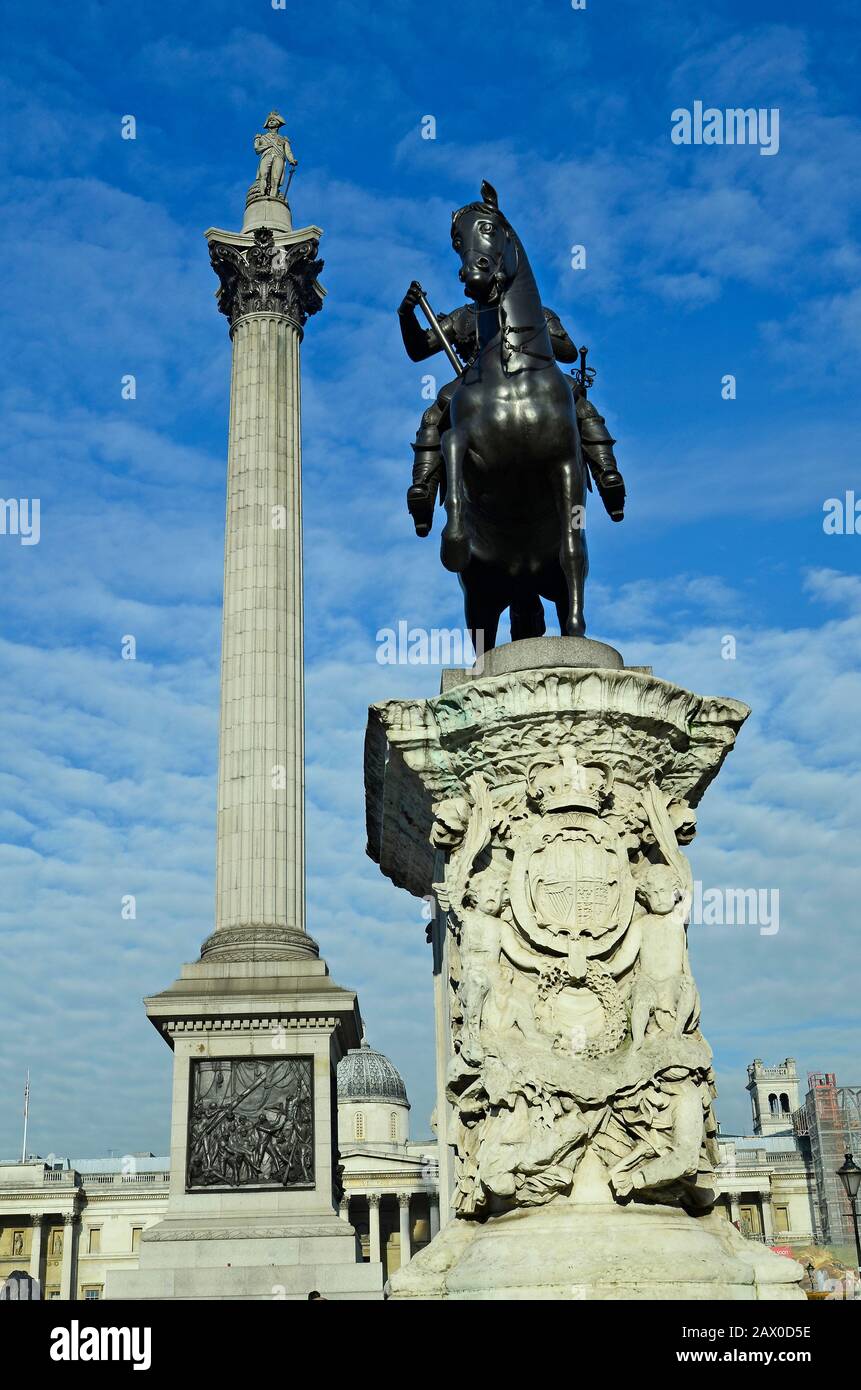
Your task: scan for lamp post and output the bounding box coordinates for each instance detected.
[836,1152,861,1270]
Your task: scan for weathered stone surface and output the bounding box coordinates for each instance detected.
[441,635,624,692]
[365,645,805,1299]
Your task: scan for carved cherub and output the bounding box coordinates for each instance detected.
[455,861,510,1066]
[628,863,700,1047]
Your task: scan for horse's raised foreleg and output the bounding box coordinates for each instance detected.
[439,425,471,573]
[551,457,589,637]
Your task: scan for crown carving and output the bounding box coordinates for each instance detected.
[527,752,613,814]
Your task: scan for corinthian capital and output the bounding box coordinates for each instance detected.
[209,227,324,332]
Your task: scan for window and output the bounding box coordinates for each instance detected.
[354,1111,365,1141]
[780,1093,791,1114]
[389,1112,398,1142]
[739,1204,762,1236]
[131,1227,143,1252]
[775,1205,790,1233]
[768,1093,779,1115]
[82,1286,102,1300]
[87,1227,101,1255]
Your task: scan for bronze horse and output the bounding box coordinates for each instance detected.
[432,182,601,651]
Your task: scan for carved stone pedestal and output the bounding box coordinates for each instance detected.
[364,640,804,1300]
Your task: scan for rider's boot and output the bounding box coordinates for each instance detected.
[407,404,445,537]
[408,448,443,537]
[577,396,626,522]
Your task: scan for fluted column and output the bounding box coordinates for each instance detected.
[368,1194,382,1264]
[398,1193,412,1266]
[59,1212,79,1301]
[429,1197,440,1239]
[202,224,324,962]
[29,1215,45,1284]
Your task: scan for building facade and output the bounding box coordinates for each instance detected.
[716,1058,861,1257]
[1,1042,440,1298]
[336,1040,440,1281]
[0,1157,170,1300]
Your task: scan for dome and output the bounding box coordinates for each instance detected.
[337,1040,409,1107]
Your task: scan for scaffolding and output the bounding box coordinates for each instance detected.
[793,1073,861,1245]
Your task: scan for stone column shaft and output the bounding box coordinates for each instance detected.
[761,1195,775,1242]
[429,1198,440,1239]
[29,1216,45,1283]
[59,1214,78,1301]
[216,312,304,937]
[368,1195,382,1264]
[398,1194,412,1266]
[203,224,324,962]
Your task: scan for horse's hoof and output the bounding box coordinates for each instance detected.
[441,529,470,572]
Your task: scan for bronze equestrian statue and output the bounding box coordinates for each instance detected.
[398,181,626,651]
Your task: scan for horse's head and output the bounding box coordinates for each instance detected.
[451,181,518,304]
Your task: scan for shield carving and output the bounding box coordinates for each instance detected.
[510,812,634,954]
[530,832,611,934]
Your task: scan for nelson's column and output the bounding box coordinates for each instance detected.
[107,114,382,1301]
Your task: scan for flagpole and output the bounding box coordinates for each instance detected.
[21,1070,29,1163]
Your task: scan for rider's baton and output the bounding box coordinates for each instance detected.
[578,344,589,395]
[416,286,464,377]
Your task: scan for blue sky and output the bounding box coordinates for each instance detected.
[0,0,859,1156]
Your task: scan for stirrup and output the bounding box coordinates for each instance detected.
[596,470,626,522]
[407,484,434,537]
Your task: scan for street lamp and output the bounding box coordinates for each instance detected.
[836,1152,861,1270]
